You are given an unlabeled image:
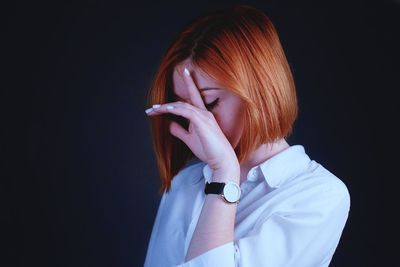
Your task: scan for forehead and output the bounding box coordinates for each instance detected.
[171,63,221,100]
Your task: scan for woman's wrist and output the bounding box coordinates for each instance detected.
[212,164,240,183]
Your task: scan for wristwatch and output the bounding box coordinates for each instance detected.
[204,181,241,204]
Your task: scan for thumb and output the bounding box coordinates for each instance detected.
[169,121,190,145]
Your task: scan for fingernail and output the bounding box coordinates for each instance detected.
[145,108,153,114]
[184,67,190,76]
[166,105,175,110]
[152,104,161,109]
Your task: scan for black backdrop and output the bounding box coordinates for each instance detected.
[4,0,399,266]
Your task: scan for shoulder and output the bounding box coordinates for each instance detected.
[289,160,351,214]
[311,161,349,198]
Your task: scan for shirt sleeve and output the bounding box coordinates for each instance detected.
[174,182,350,267]
[175,241,236,267]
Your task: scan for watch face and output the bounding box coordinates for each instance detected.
[223,181,241,203]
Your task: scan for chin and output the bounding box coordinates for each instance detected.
[231,127,244,150]
[229,133,241,150]
[223,123,244,150]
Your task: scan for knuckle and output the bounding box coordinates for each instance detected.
[183,101,193,108]
[204,110,213,117]
[187,109,196,117]
[206,112,216,123]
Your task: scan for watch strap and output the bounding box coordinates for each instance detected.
[204,182,225,195]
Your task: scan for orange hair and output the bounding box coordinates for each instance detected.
[145,5,298,193]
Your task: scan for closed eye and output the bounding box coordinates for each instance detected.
[205,98,220,110]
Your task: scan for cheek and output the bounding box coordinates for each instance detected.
[213,108,244,142]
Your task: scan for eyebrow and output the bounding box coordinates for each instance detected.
[172,87,222,99]
[199,87,223,91]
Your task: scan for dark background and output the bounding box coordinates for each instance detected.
[4,0,399,266]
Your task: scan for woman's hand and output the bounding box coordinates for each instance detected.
[145,66,239,176]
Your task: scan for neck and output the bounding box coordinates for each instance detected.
[239,138,290,184]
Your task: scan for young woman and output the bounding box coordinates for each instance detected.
[143,5,350,267]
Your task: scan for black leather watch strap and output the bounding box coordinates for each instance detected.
[204,182,225,194]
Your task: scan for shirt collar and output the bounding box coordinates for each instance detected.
[202,145,311,188]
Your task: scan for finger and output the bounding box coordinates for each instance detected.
[169,120,190,145]
[147,101,208,118]
[146,102,203,124]
[180,66,207,110]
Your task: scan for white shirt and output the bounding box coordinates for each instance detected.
[143,145,350,267]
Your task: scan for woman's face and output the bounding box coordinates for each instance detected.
[172,60,245,148]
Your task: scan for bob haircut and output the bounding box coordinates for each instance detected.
[146,5,298,193]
